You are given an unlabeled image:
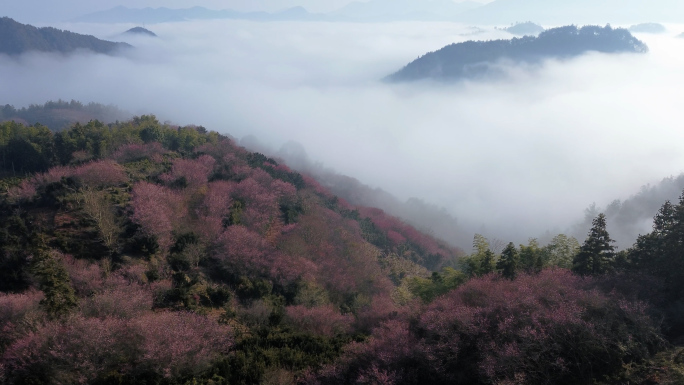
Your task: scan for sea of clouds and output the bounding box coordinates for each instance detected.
[2,19,684,247]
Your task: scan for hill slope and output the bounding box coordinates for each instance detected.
[123,27,157,37]
[0,17,131,55]
[387,25,647,82]
[0,115,681,384]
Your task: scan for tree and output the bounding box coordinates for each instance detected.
[628,194,684,303]
[31,248,78,319]
[497,242,519,279]
[461,234,496,277]
[519,238,544,273]
[544,234,580,269]
[572,213,615,276]
[79,187,122,252]
[480,249,496,276]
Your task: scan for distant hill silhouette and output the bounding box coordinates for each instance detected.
[504,22,544,36]
[629,23,667,34]
[0,17,131,55]
[386,25,648,82]
[1,100,130,131]
[332,0,481,21]
[124,27,157,37]
[73,6,325,24]
[455,0,684,25]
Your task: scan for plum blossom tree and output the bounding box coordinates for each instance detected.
[313,269,664,385]
[72,160,128,188]
[130,181,186,252]
[161,155,216,188]
[134,311,233,378]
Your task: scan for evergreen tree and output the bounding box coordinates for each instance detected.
[572,213,615,276]
[629,196,684,298]
[480,249,496,276]
[497,242,519,280]
[31,241,78,319]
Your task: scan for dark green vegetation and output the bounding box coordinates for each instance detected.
[1,111,684,384]
[1,100,129,131]
[124,27,158,37]
[387,25,648,82]
[0,17,132,55]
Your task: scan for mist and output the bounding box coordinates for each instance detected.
[2,19,684,249]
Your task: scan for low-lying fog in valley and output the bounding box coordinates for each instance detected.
[2,19,684,248]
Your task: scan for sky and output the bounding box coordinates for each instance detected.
[1,14,684,247]
[0,0,491,23]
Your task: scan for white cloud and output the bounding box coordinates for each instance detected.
[2,20,683,245]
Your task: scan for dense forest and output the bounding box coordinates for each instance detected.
[387,25,648,82]
[1,100,130,131]
[0,17,131,55]
[1,116,684,384]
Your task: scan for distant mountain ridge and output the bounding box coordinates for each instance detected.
[73,5,327,24]
[387,25,647,82]
[332,0,482,21]
[0,17,131,55]
[73,2,486,24]
[455,0,684,24]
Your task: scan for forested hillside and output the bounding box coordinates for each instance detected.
[1,116,684,384]
[387,25,647,82]
[0,17,131,55]
[1,100,129,131]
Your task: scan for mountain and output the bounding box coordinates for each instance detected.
[503,21,545,36]
[73,5,326,24]
[0,17,131,55]
[332,0,482,21]
[456,0,684,25]
[386,25,647,82]
[629,22,667,34]
[123,27,157,37]
[0,113,679,384]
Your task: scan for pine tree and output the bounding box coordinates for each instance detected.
[31,240,78,319]
[629,195,684,298]
[497,242,519,280]
[572,213,615,276]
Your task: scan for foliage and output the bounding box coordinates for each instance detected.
[30,249,78,320]
[496,242,519,279]
[0,115,678,385]
[1,311,232,384]
[407,267,467,303]
[572,213,616,276]
[313,270,665,385]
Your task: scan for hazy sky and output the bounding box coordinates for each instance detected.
[0,0,491,23]
[1,19,683,246]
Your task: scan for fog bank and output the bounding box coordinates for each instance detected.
[2,20,683,248]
